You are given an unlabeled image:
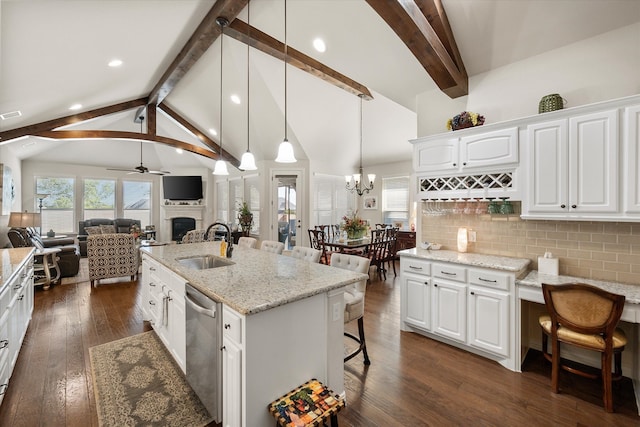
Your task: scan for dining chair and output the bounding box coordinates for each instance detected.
[375,223,391,229]
[368,229,389,280]
[330,224,342,239]
[237,236,257,249]
[180,229,207,244]
[289,246,322,263]
[308,229,332,264]
[315,224,330,237]
[330,253,371,365]
[539,283,627,412]
[260,240,285,254]
[383,227,399,277]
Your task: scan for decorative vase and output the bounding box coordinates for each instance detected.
[47,229,55,238]
[347,229,365,240]
[238,213,253,233]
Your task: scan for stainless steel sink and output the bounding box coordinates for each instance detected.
[176,255,234,270]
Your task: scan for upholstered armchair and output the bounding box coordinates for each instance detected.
[87,233,138,288]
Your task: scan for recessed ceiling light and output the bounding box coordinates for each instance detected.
[209,128,218,136]
[69,103,82,111]
[108,59,123,67]
[176,148,183,154]
[230,94,241,105]
[313,38,326,53]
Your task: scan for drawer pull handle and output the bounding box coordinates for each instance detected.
[409,266,423,270]
[149,282,156,287]
[479,277,497,283]
[0,340,8,350]
[441,271,456,276]
[224,324,231,329]
[150,267,156,271]
[149,300,155,306]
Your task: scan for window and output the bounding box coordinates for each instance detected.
[123,180,152,228]
[216,180,229,223]
[244,175,260,233]
[229,178,243,228]
[35,177,75,233]
[382,176,410,228]
[83,178,115,220]
[312,174,355,226]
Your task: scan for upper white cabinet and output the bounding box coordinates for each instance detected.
[524,109,618,218]
[414,127,518,174]
[624,105,640,213]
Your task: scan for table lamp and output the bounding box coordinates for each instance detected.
[8,211,41,238]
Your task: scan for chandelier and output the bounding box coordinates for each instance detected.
[345,94,375,196]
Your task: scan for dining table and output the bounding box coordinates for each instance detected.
[324,236,373,253]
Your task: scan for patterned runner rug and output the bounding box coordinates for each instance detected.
[89,331,212,426]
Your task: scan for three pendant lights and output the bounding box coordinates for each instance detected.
[213,0,295,176]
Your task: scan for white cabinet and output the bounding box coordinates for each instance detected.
[0,251,34,407]
[222,306,243,427]
[525,109,618,217]
[400,255,517,371]
[414,127,518,174]
[624,105,640,213]
[140,254,186,372]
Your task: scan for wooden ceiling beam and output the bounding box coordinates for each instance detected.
[159,102,240,168]
[225,19,373,100]
[365,0,468,98]
[33,130,221,162]
[0,98,147,143]
[147,0,249,106]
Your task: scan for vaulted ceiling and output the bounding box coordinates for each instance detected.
[1,0,638,176]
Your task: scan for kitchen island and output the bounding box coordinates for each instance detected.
[140,241,367,427]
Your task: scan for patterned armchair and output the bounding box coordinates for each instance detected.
[87,233,138,288]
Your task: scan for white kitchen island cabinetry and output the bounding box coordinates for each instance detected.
[524,109,618,218]
[141,254,186,373]
[400,249,529,372]
[140,242,365,427]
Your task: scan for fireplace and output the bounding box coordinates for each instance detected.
[171,217,196,242]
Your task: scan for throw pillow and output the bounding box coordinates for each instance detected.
[100,224,116,234]
[85,226,102,235]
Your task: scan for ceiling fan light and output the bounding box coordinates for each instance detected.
[275,139,296,163]
[213,159,229,175]
[239,151,257,170]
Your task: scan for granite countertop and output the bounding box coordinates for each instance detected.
[141,242,367,316]
[0,247,35,289]
[517,271,640,305]
[398,248,531,274]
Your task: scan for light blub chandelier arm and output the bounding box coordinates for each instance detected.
[346,94,375,195]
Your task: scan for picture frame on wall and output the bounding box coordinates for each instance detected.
[363,196,377,210]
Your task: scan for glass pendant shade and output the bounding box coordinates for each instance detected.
[213,159,229,175]
[275,138,296,163]
[239,151,257,170]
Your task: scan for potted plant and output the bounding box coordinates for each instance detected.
[238,201,253,233]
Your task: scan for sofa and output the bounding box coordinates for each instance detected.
[7,228,81,278]
[77,218,141,256]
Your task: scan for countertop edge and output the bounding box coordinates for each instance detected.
[398,248,531,273]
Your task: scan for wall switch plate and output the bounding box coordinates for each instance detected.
[469,230,477,242]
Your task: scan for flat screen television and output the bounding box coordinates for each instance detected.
[162,176,203,200]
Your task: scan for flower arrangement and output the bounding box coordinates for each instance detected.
[446,111,485,131]
[341,211,367,239]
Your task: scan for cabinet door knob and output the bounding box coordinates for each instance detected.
[149,300,155,306]
[434,284,438,287]
[463,162,467,166]
[560,204,566,208]
[224,323,231,329]
[470,291,475,295]
[452,163,457,167]
[221,346,226,351]
[0,340,8,350]
[571,204,577,209]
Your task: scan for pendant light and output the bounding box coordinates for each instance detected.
[239,2,257,171]
[275,0,297,163]
[346,94,375,195]
[213,17,229,176]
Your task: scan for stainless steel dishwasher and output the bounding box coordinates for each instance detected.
[185,284,221,423]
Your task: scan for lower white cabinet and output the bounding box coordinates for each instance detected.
[222,306,243,427]
[401,255,516,370]
[140,254,186,372]
[0,251,34,407]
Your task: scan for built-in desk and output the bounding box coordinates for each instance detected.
[517,271,640,414]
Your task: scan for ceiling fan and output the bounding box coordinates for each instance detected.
[106,116,170,175]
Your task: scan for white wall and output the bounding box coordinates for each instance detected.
[416,23,640,136]
[0,145,23,248]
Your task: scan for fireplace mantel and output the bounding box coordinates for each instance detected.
[160,205,205,241]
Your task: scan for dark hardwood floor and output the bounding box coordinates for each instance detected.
[0,261,638,426]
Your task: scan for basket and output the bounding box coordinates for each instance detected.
[538,94,565,113]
